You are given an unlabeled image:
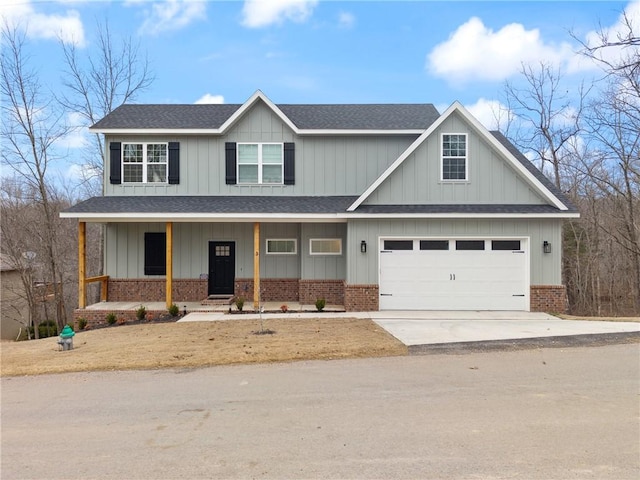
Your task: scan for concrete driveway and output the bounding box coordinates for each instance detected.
[368,310,640,350]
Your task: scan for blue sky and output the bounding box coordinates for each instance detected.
[1,0,637,180]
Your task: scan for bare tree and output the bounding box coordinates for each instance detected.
[576,17,640,312]
[1,24,73,329]
[503,62,587,189]
[58,20,154,193]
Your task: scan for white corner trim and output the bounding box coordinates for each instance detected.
[349,101,569,212]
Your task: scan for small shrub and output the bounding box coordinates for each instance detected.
[315,298,326,312]
[29,320,58,338]
[280,304,288,313]
[168,303,179,317]
[77,318,87,330]
[136,305,147,321]
[117,316,126,325]
[234,296,245,311]
[106,312,117,325]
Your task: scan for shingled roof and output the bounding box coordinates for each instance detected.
[63,195,576,218]
[91,103,440,131]
[490,131,578,213]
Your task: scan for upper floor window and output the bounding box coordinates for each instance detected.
[441,134,467,181]
[238,143,283,184]
[123,143,168,183]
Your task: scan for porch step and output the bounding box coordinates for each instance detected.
[201,295,234,306]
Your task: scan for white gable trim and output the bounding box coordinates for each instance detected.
[217,90,299,134]
[348,101,569,212]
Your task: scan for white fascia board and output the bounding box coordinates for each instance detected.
[89,127,424,136]
[60,211,580,222]
[297,129,424,135]
[88,128,222,135]
[348,101,570,212]
[341,212,580,219]
[59,212,349,223]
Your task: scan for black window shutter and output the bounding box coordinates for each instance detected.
[144,232,166,275]
[168,142,180,184]
[284,142,295,185]
[225,142,237,185]
[109,142,122,184]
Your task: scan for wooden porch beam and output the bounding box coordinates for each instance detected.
[78,221,86,308]
[166,221,173,309]
[253,222,260,309]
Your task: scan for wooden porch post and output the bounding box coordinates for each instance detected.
[253,222,260,309]
[78,221,86,308]
[166,222,173,308]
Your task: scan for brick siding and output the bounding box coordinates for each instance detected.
[530,285,568,313]
[299,280,345,306]
[73,308,168,329]
[108,279,207,302]
[344,284,379,311]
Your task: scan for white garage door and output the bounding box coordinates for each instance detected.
[379,238,529,311]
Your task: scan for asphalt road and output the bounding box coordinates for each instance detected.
[2,344,639,480]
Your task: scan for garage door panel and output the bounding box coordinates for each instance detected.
[379,239,528,311]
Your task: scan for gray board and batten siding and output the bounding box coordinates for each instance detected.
[105,222,347,282]
[362,112,549,206]
[346,218,562,286]
[104,102,421,197]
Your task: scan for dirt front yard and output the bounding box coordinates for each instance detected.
[0,318,407,377]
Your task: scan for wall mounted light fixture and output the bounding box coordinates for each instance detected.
[360,240,367,253]
[543,241,551,254]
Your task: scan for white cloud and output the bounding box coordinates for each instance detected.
[427,17,573,84]
[573,0,640,72]
[241,0,318,28]
[56,112,89,149]
[338,11,355,29]
[0,0,85,46]
[194,93,224,104]
[464,98,512,131]
[137,0,206,36]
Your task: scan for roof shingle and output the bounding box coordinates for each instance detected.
[91,103,440,131]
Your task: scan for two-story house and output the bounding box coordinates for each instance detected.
[62,90,579,320]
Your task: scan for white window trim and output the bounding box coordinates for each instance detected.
[266,238,297,255]
[237,142,284,185]
[440,133,468,182]
[122,142,168,184]
[309,238,343,256]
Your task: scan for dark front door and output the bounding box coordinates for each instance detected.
[208,241,235,295]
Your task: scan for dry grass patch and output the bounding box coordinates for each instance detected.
[1,318,407,377]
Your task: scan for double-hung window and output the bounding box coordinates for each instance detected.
[441,134,467,181]
[123,143,168,183]
[237,143,283,184]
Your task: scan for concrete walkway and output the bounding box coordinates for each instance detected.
[178,309,640,350]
